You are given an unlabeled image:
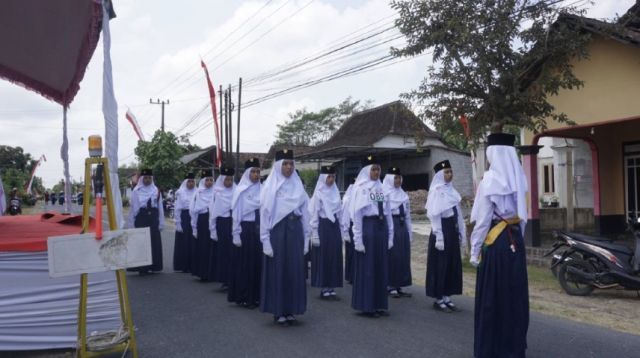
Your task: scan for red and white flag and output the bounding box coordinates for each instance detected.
[200,60,222,168]
[126,108,146,141]
[25,155,46,194]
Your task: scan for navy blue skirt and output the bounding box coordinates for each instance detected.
[228,220,262,306]
[388,215,412,288]
[193,212,214,281]
[173,209,192,272]
[260,213,307,316]
[344,222,354,284]
[474,222,529,358]
[134,207,163,272]
[351,216,389,312]
[214,216,233,285]
[311,217,344,288]
[425,214,463,298]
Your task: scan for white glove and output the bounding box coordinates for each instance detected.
[233,234,242,247]
[193,230,198,239]
[311,234,320,247]
[211,233,218,241]
[388,235,394,250]
[355,241,365,253]
[342,231,351,243]
[470,256,480,267]
[435,231,444,251]
[263,240,274,258]
[304,240,310,255]
[176,225,183,233]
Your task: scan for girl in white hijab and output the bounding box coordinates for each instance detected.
[382,167,413,298]
[208,166,236,288]
[173,172,196,273]
[190,169,216,281]
[350,155,394,317]
[228,158,262,309]
[469,133,529,358]
[259,149,310,326]
[127,169,164,274]
[308,165,343,300]
[340,177,356,284]
[425,160,466,312]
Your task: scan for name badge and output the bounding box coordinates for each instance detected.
[368,191,385,203]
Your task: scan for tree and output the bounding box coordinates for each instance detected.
[391,0,593,141]
[0,145,44,201]
[274,97,373,146]
[134,130,190,191]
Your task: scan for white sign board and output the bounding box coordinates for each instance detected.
[47,228,152,278]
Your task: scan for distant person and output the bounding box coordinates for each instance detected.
[50,192,57,206]
[173,172,196,273]
[58,191,65,205]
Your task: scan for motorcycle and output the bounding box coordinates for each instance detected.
[545,218,640,296]
[8,197,22,216]
[164,197,175,219]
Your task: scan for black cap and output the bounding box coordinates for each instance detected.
[140,168,153,176]
[487,133,516,147]
[361,154,380,166]
[201,169,213,178]
[245,157,260,169]
[320,165,336,174]
[220,166,235,176]
[433,160,451,173]
[275,149,294,161]
[387,166,401,175]
[184,172,195,180]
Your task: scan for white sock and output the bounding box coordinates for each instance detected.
[443,296,451,303]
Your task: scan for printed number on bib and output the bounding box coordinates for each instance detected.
[369,191,384,202]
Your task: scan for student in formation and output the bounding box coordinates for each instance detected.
[128,168,164,274]
[350,155,394,317]
[209,166,236,290]
[340,177,356,284]
[259,149,310,326]
[309,165,343,300]
[173,172,197,273]
[382,167,413,298]
[190,170,216,281]
[469,133,529,358]
[228,158,262,309]
[425,160,466,312]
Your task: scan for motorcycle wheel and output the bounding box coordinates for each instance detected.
[558,259,596,296]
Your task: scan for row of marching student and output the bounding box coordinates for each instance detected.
[127,137,530,357]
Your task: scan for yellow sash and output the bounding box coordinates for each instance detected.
[483,217,521,246]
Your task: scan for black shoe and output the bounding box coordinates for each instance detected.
[388,289,401,298]
[376,310,390,317]
[445,301,461,312]
[398,289,412,298]
[275,316,289,326]
[433,302,452,313]
[361,311,380,318]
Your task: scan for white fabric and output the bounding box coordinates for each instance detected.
[209,175,235,239]
[190,177,214,231]
[174,179,196,232]
[308,174,342,240]
[350,165,394,249]
[101,1,124,229]
[127,177,164,230]
[232,167,261,242]
[383,174,413,241]
[0,251,120,350]
[0,176,5,215]
[340,184,354,235]
[469,144,528,261]
[60,106,72,213]
[425,170,462,217]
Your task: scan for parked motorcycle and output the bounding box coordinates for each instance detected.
[545,218,640,296]
[8,197,21,216]
[164,198,175,219]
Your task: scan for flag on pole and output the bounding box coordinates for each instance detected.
[25,155,46,194]
[459,114,479,194]
[200,60,222,168]
[125,108,145,141]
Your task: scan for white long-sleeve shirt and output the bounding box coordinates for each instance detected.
[309,199,342,238]
[391,201,413,241]
[352,197,394,248]
[428,204,466,243]
[469,193,519,261]
[232,183,260,242]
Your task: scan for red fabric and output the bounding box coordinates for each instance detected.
[201,60,222,167]
[0,212,95,252]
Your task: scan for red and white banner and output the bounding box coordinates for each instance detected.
[125,108,145,141]
[200,60,222,168]
[25,155,46,194]
[459,114,479,194]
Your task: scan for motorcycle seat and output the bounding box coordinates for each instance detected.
[565,232,633,256]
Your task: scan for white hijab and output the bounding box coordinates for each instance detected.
[175,178,196,210]
[426,170,462,217]
[470,144,528,224]
[350,165,383,217]
[260,159,308,229]
[210,175,236,218]
[232,167,260,213]
[191,176,214,213]
[133,176,159,207]
[382,174,409,211]
[309,173,342,222]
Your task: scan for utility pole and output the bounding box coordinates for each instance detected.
[149,98,169,132]
[235,78,242,179]
[227,84,233,158]
[218,85,223,167]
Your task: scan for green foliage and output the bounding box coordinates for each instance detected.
[391,0,593,139]
[297,169,319,195]
[134,130,192,191]
[0,145,45,200]
[274,97,373,146]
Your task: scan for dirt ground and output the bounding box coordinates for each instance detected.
[410,226,640,336]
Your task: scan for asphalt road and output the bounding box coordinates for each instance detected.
[120,227,640,358]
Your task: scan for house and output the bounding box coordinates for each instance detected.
[520,4,640,245]
[179,145,267,175]
[297,101,474,197]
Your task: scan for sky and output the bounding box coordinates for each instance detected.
[0,0,636,188]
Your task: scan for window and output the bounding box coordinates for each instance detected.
[543,164,555,194]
